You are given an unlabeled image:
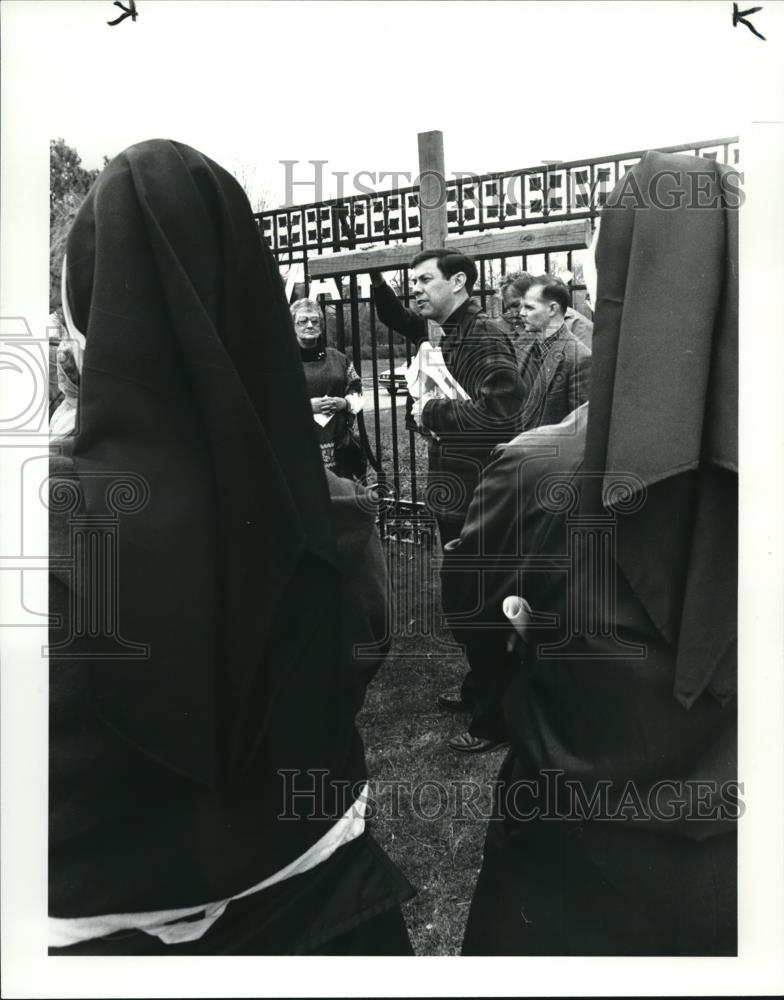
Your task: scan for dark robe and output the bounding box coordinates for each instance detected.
[49,140,413,954]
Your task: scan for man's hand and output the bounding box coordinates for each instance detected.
[410,390,439,435]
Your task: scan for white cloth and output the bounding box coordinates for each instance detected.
[405,341,468,402]
[346,390,363,415]
[582,219,600,306]
[49,783,370,948]
[58,253,87,356]
[50,253,86,439]
[406,340,468,429]
[49,397,79,438]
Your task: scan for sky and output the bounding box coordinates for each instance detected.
[7,0,782,207]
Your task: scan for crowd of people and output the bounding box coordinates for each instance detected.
[47,138,738,957]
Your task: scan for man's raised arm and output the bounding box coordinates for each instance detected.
[369,271,428,346]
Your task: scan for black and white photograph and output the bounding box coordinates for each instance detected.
[1,1,783,996]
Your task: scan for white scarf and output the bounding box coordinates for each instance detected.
[49,254,86,438]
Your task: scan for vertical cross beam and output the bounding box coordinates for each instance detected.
[417,131,448,344]
[417,130,448,250]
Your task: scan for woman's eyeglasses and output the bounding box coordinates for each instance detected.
[295,316,321,329]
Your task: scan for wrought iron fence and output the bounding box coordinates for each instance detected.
[255,137,740,534]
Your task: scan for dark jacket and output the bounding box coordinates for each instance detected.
[372,281,525,523]
[515,323,592,433]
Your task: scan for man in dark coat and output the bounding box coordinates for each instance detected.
[371,250,525,752]
[500,270,594,349]
[517,275,592,431]
[441,279,588,748]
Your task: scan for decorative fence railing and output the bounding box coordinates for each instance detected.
[255,137,739,535]
[257,137,739,261]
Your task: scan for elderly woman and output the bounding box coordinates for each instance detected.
[48,139,413,956]
[291,298,365,481]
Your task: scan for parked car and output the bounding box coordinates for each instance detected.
[378,365,408,395]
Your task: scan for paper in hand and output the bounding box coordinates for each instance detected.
[405,341,469,402]
[503,596,532,639]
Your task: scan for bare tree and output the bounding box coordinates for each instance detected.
[231,161,271,213]
[50,139,104,312]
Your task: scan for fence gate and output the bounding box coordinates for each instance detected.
[255,136,740,537]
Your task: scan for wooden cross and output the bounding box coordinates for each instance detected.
[307,130,592,282]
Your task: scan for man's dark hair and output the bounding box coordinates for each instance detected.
[409,248,478,293]
[499,271,535,297]
[530,275,570,315]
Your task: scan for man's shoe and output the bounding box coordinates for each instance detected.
[447,732,509,755]
[437,691,471,712]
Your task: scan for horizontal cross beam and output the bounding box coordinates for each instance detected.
[306,220,592,279]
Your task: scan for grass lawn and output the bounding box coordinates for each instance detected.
[355,395,506,956]
[356,539,506,956]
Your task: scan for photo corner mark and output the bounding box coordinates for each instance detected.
[107,0,138,28]
[732,3,766,40]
